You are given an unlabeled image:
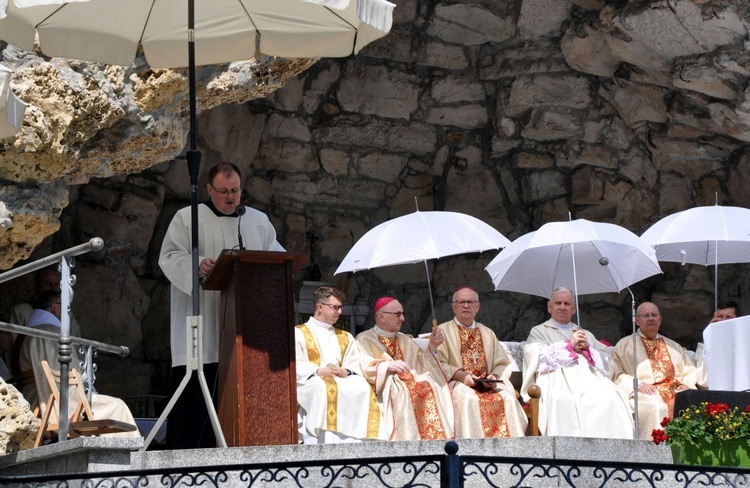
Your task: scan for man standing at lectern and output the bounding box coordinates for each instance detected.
[159,161,284,449]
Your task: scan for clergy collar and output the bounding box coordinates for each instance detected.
[307,316,334,329]
[637,328,661,340]
[26,309,61,329]
[454,318,476,329]
[373,324,396,338]
[550,319,575,330]
[203,199,243,218]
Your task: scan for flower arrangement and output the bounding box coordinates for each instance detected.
[652,401,750,447]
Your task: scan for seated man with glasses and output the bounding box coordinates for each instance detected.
[435,286,528,438]
[356,296,454,440]
[295,285,387,444]
[610,301,697,439]
[522,287,633,439]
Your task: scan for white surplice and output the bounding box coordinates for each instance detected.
[159,203,284,367]
[295,318,386,443]
[522,320,633,439]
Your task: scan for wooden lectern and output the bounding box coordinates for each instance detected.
[203,250,306,447]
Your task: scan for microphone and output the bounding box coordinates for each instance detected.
[236,205,246,250]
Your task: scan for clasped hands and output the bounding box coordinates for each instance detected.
[387,360,412,375]
[317,363,349,378]
[571,329,589,353]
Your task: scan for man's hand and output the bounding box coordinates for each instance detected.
[428,327,444,352]
[387,360,411,374]
[456,370,478,387]
[318,363,349,378]
[675,384,690,393]
[199,257,216,278]
[572,329,589,352]
[638,382,658,395]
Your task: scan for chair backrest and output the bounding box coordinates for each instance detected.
[40,360,94,423]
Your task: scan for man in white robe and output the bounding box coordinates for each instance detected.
[296,285,386,443]
[610,302,697,439]
[159,161,284,448]
[357,297,454,441]
[437,287,528,438]
[16,291,139,438]
[521,287,633,439]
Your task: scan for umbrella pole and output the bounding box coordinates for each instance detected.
[628,287,639,440]
[714,244,718,312]
[570,243,581,327]
[423,260,438,329]
[143,0,227,450]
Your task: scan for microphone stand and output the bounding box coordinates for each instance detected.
[236,205,246,250]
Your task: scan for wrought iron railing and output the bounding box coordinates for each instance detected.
[0,441,747,487]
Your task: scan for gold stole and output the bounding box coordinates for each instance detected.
[458,325,509,438]
[297,324,381,438]
[378,335,447,440]
[641,336,678,417]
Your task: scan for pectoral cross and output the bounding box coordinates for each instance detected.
[468,351,481,366]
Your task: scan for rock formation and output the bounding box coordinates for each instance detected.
[0,378,40,454]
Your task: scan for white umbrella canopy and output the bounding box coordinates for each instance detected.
[335,211,511,274]
[640,205,750,310]
[0,0,393,65]
[335,210,510,326]
[640,205,750,266]
[485,218,662,299]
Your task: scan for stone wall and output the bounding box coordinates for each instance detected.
[1,0,749,400]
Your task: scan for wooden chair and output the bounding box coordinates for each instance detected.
[35,360,137,447]
[509,371,541,436]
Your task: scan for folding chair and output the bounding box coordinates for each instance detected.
[35,360,137,447]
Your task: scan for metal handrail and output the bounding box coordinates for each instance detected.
[0,321,129,357]
[0,237,122,443]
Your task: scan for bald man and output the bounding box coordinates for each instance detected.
[610,302,697,439]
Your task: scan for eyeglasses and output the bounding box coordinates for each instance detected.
[321,303,343,312]
[209,184,242,196]
[453,300,479,307]
[380,311,405,318]
[637,313,660,319]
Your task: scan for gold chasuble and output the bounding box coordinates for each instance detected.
[640,336,678,417]
[435,319,527,438]
[296,323,381,441]
[458,327,509,438]
[377,335,448,440]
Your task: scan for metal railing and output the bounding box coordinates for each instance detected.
[0,238,130,441]
[0,441,747,487]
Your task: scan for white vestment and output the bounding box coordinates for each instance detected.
[357,327,455,441]
[437,319,528,438]
[17,310,139,437]
[296,318,386,443]
[159,203,284,367]
[522,320,633,439]
[610,331,697,440]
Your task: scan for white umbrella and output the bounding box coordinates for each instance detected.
[485,218,662,300]
[640,205,750,310]
[485,218,662,440]
[335,210,510,326]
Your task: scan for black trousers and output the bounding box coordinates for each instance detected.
[166,362,219,449]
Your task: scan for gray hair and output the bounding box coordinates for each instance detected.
[550,287,575,302]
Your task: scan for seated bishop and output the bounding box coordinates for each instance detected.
[357,296,454,441]
[436,286,528,438]
[295,285,386,444]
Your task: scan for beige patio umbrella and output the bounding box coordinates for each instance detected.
[0,0,394,448]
